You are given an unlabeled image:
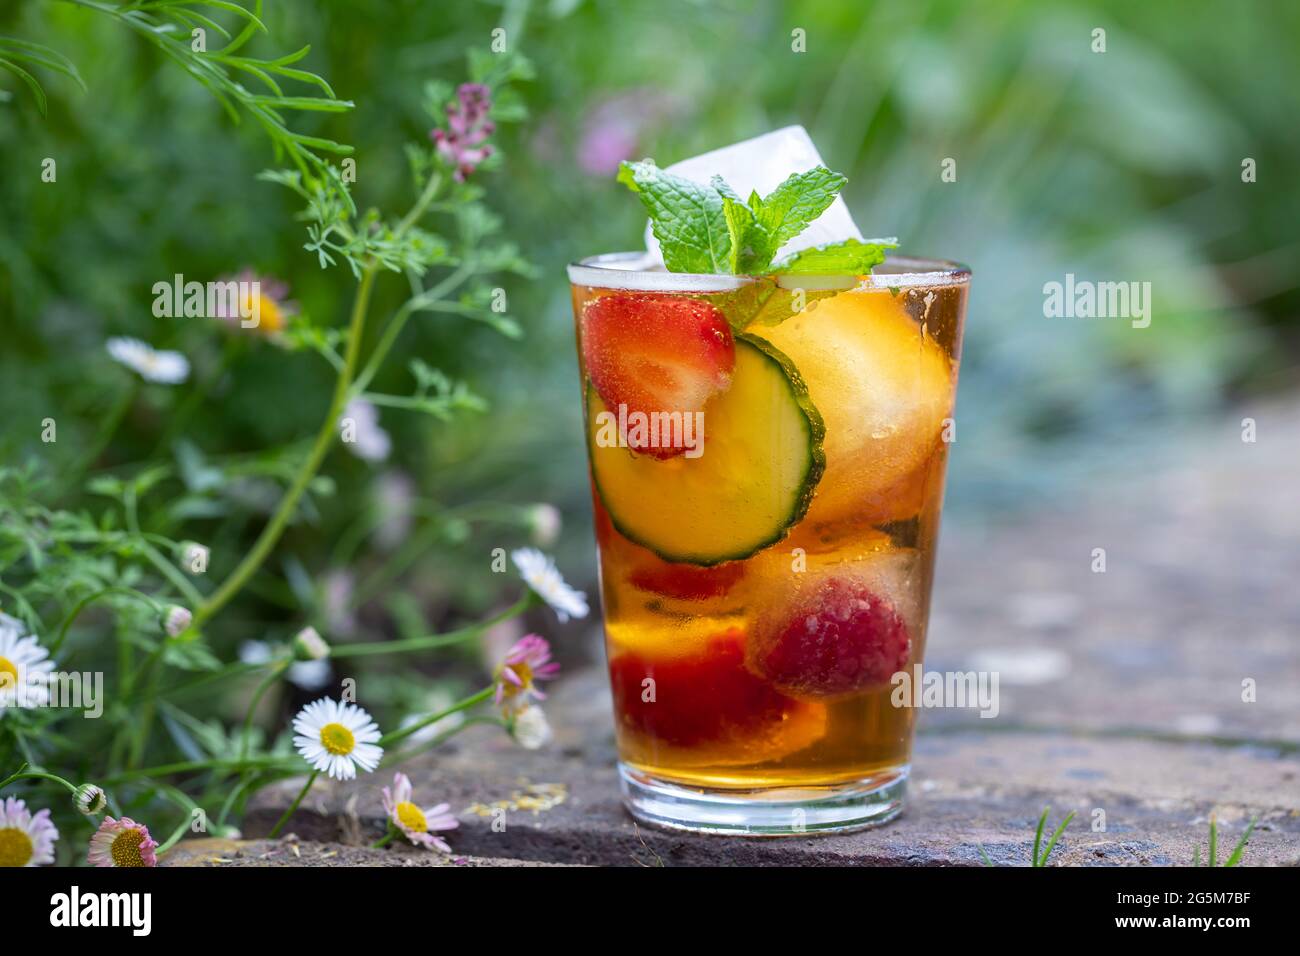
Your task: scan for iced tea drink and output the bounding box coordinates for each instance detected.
[569,253,969,833]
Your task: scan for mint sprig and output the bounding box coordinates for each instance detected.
[616,161,729,273]
[618,159,894,277]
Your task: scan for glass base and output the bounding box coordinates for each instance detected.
[618,763,908,836]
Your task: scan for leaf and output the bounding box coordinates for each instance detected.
[1224,817,1257,867]
[753,166,847,250]
[775,238,898,275]
[0,38,87,92]
[617,160,730,274]
[710,278,836,331]
[717,176,774,275]
[1032,806,1049,866]
[1037,809,1075,866]
[0,57,47,116]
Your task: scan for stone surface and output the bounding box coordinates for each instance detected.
[161,837,564,867]
[245,400,1300,865]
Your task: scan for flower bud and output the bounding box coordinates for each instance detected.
[163,605,193,637]
[75,783,107,816]
[292,626,330,661]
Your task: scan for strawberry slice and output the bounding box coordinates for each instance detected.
[581,292,734,459]
[628,559,745,601]
[749,578,911,698]
[609,630,795,747]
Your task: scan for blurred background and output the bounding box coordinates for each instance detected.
[0,0,1296,719]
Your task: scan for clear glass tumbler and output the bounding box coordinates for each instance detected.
[568,252,970,834]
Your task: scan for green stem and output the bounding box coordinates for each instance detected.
[351,263,472,397]
[0,765,79,795]
[155,816,195,857]
[378,686,494,749]
[192,264,377,628]
[102,756,292,785]
[66,379,136,489]
[50,586,164,656]
[381,714,504,767]
[371,826,397,849]
[349,173,457,396]
[152,335,243,456]
[330,595,531,659]
[268,770,319,839]
[239,659,290,760]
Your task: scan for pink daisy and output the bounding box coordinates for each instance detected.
[493,634,560,713]
[381,772,458,852]
[87,816,158,868]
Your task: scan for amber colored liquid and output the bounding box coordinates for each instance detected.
[573,277,966,789]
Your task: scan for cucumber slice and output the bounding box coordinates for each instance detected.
[587,333,825,565]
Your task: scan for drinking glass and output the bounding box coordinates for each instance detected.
[568,252,970,834]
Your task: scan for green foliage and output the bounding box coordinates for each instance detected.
[0,1,554,864]
[0,35,85,115]
[617,158,891,277]
[776,238,896,275]
[1193,815,1257,867]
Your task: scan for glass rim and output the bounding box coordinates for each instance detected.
[567,251,972,292]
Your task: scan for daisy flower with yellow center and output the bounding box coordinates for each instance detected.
[292,697,383,780]
[212,269,297,336]
[0,797,58,867]
[0,612,54,710]
[493,634,560,714]
[86,816,157,868]
[381,772,458,852]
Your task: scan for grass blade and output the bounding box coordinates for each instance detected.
[1224,816,1256,867]
[1038,810,1076,867]
[0,56,47,115]
[1032,806,1048,866]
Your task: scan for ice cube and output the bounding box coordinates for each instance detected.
[642,125,864,267]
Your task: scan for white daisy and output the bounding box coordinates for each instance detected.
[106,337,190,384]
[511,548,589,622]
[0,613,54,710]
[0,796,59,867]
[292,697,383,780]
[341,399,391,462]
[512,704,553,751]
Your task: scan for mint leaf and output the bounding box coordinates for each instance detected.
[752,167,847,252]
[714,176,773,275]
[617,160,731,273]
[711,279,838,331]
[776,238,898,275]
